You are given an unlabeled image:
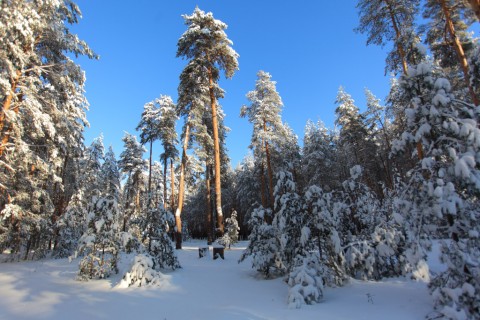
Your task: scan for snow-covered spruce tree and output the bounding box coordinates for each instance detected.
[337,166,385,280]
[52,192,87,258]
[392,60,480,319]
[177,7,239,236]
[238,206,281,277]
[77,196,120,281]
[101,146,121,202]
[217,209,240,248]
[143,206,180,270]
[302,185,348,287]
[0,0,95,260]
[272,166,306,273]
[301,120,338,190]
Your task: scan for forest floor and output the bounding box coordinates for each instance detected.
[0,240,439,319]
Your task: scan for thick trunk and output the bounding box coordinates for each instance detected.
[441,0,479,106]
[263,119,274,210]
[384,0,409,75]
[208,65,224,236]
[468,0,480,21]
[260,161,267,208]
[170,158,175,212]
[206,164,213,244]
[175,122,191,249]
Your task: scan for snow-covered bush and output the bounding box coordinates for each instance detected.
[393,61,480,319]
[239,206,282,277]
[121,254,168,287]
[287,253,324,308]
[77,196,120,281]
[303,185,347,286]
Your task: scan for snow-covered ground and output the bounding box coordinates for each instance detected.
[0,240,437,320]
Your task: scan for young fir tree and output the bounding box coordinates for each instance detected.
[177,7,239,236]
[217,209,240,248]
[77,196,120,281]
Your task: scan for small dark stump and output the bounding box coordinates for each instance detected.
[213,247,224,260]
[199,247,209,258]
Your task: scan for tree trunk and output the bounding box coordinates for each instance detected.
[265,141,274,210]
[0,69,22,157]
[170,158,175,212]
[208,65,224,236]
[163,157,168,210]
[206,164,213,244]
[384,0,409,76]
[468,0,480,21]
[147,140,153,206]
[259,161,267,208]
[440,0,479,106]
[175,122,191,249]
[263,120,274,210]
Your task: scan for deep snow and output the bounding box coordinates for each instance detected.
[0,240,437,320]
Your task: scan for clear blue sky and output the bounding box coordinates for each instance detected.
[72,0,393,167]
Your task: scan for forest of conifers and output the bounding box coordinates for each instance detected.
[1,1,479,318]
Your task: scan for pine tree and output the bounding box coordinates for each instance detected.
[0,0,95,260]
[355,0,421,75]
[177,7,239,236]
[118,133,146,232]
[392,60,480,318]
[241,71,284,210]
[422,0,479,105]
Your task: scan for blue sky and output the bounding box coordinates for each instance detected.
[72,0,393,167]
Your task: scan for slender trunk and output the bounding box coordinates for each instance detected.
[147,140,153,206]
[163,157,168,210]
[468,0,480,22]
[440,0,479,106]
[384,0,409,76]
[0,69,22,157]
[170,158,175,212]
[206,164,213,244]
[207,65,224,236]
[265,141,274,210]
[175,122,191,249]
